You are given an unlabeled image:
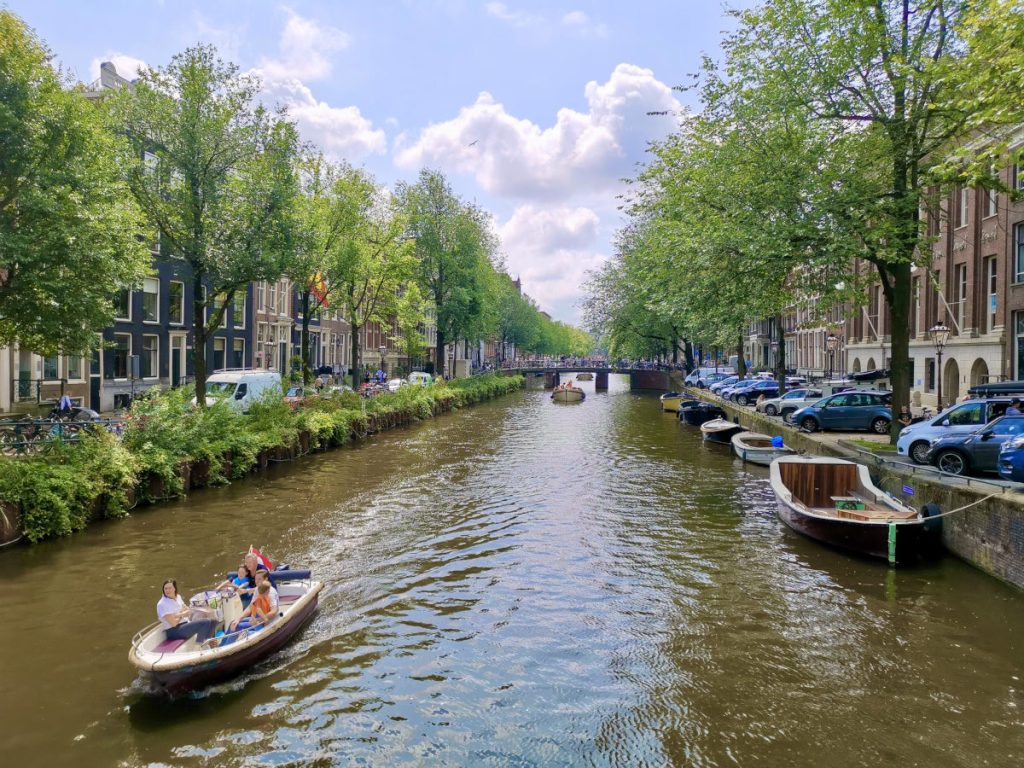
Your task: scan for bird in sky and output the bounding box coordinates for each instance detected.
[467,139,478,147]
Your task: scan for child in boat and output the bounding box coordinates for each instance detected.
[216,564,251,592]
[231,581,273,632]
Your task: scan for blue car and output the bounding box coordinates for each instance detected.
[999,435,1024,482]
[926,415,1024,476]
[732,379,780,406]
[790,390,893,434]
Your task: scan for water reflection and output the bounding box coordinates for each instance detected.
[1,375,1023,767]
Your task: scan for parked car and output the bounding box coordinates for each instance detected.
[685,369,733,388]
[925,414,1024,476]
[732,380,780,406]
[897,398,1012,464]
[756,388,823,419]
[790,390,893,434]
[386,378,406,393]
[195,370,282,413]
[284,385,317,409]
[408,371,433,387]
[709,376,742,395]
[998,434,1024,482]
[720,379,760,400]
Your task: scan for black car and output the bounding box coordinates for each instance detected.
[925,414,1024,476]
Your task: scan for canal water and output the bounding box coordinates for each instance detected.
[2,375,1022,767]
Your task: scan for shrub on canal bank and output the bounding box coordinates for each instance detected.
[0,374,523,544]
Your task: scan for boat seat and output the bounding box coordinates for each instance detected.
[154,637,187,653]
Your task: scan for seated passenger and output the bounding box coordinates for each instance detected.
[254,568,280,614]
[231,581,273,632]
[157,579,217,643]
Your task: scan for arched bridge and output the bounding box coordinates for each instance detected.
[497,365,674,391]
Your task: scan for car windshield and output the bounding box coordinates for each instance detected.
[205,382,236,397]
[285,387,302,397]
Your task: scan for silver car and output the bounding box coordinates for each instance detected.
[756,388,822,420]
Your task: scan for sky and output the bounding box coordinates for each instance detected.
[9,0,749,324]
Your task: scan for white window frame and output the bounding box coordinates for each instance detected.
[1015,222,1024,284]
[141,277,160,324]
[213,336,226,371]
[168,280,185,325]
[987,256,999,332]
[986,188,998,219]
[233,291,246,329]
[955,264,967,332]
[956,187,969,229]
[114,289,132,322]
[232,337,245,368]
[141,334,159,379]
[66,355,84,381]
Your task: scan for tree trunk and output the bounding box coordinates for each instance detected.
[436,328,446,379]
[774,313,786,396]
[350,320,361,390]
[884,262,912,444]
[300,290,312,385]
[736,333,747,378]
[671,335,679,365]
[192,272,208,407]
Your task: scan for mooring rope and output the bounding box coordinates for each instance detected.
[922,493,1000,520]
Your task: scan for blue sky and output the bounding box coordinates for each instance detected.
[10,0,748,323]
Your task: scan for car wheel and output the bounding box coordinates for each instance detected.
[737,395,749,406]
[800,416,818,432]
[782,410,795,423]
[764,404,778,416]
[935,450,967,475]
[697,381,706,388]
[870,417,890,435]
[909,441,931,465]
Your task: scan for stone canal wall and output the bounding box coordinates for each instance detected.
[684,387,1024,590]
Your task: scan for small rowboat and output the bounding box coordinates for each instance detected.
[130,574,322,695]
[700,418,744,444]
[576,372,593,381]
[679,403,725,426]
[731,432,796,466]
[551,386,585,402]
[769,456,940,563]
[660,392,691,412]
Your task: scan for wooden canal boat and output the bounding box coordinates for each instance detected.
[731,432,797,466]
[679,403,725,426]
[769,456,939,563]
[700,418,744,444]
[551,385,585,402]
[576,372,594,381]
[130,575,322,695]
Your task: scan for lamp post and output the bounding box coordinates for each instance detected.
[929,322,950,408]
[378,344,387,378]
[825,333,840,380]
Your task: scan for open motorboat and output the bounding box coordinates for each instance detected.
[769,455,940,563]
[660,392,697,412]
[576,372,594,381]
[129,570,322,695]
[700,418,744,444]
[551,383,585,402]
[731,432,797,466]
[679,402,725,426]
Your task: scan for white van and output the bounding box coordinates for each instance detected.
[685,366,735,387]
[195,370,282,413]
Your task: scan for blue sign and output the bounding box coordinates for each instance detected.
[902,484,915,496]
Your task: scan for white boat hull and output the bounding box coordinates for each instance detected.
[731,432,797,466]
[552,388,584,402]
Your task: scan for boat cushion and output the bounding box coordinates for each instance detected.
[154,638,186,653]
[279,594,300,605]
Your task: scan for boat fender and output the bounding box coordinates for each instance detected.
[771,436,784,448]
[921,503,943,536]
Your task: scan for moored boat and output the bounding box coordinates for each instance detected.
[660,392,690,412]
[700,418,744,444]
[129,575,322,695]
[731,432,797,466]
[551,386,585,402]
[769,455,939,563]
[576,372,593,381]
[679,403,725,426]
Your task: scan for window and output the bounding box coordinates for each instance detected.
[1016,162,1024,193]
[268,283,277,314]
[986,188,998,218]
[213,337,226,371]
[987,256,999,331]
[43,355,59,380]
[168,281,184,325]
[141,335,158,378]
[256,282,265,312]
[925,358,936,392]
[233,292,246,329]
[827,394,851,407]
[209,293,228,328]
[911,276,921,337]
[1016,312,1024,379]
[956,186,969,228]
[954,264,967,331]
[1016,223,1024,283]
[142,277,159,323]
[114,289,131,321]
[67,355,82,381]
[112,334,131,379]
[946,403,985,426]
[992,418,1024,436]
[232,338,245,368]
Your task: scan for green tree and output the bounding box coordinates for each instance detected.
[399,170,495,377]
[108,45,299,405]
[0,10,149,354]
[391,282,428,369]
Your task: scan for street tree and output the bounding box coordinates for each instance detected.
[108,45,299,405]
[0,10,150,354]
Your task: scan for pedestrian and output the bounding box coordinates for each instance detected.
[897,406,913,428]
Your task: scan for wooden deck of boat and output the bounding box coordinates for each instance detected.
[779,461,916,522]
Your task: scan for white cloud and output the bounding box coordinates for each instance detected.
[498,204,605,320]
[194,13,245,63]
[485,2,542,27]
[562,10,608,38]
[262,78,387,160]
[562,10,588,26]
[258,7,351,82]
[88,53,148,82]
[393,63,682,201]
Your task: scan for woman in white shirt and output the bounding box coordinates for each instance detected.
[157,579,217,643]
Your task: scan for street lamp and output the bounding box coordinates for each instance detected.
[378,344,387,378]
[825,333,840,380]
[929,322,950,408]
